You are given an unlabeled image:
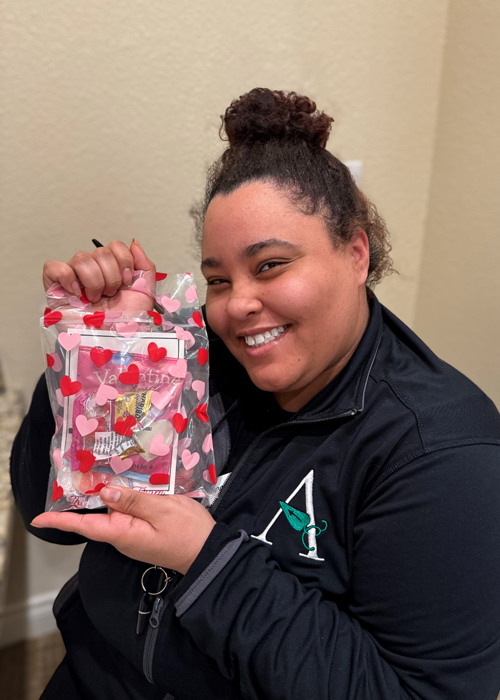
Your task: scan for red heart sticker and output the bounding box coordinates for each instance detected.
[44,307,62,328]
[83,311,105,329]
[208,464,217,485]
[192,311,203,328]
[114,415,136,436]
[149,473,170,485]
[85,482,106,494]
[195,403,209,423]
[90,347,113,367]
[80,289,90,304]
[76,450,96,473]
[119,364,140,384]
[147,310,162,326]
[172,413,188,434]
[51,480,64,501]
[148,342,167,362]
[46,353,55,368]
[60,375,82,397]
[197,348,208,366]
[155,272,167,281]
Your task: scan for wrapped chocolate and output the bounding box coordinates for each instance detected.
[40,272,217,511]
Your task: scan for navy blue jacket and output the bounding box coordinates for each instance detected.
[11,298,500,699]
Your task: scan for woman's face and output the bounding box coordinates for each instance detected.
[202,181,370,411]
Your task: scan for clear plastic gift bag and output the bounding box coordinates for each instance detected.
[40,271,217,511]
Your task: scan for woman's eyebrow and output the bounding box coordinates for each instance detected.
[201,238,299,270]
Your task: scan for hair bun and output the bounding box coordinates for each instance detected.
[222,88,333,149]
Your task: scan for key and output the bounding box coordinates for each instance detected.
[136,592,155,635]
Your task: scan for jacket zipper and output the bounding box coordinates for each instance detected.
[143,571,180,684]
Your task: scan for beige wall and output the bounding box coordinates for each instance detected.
[3,1,496,614]
[415,0,500,406]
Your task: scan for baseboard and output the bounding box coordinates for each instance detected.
[0,590,59,647]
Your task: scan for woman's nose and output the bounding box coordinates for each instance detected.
[226,285,263,320]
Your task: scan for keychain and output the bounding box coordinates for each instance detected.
[136,565,171,635]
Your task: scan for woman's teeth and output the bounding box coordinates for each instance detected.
[244,326,287,347]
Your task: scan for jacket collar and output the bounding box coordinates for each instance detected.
[204,295,384,423]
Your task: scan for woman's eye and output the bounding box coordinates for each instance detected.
[206,277,229,286]
[259,261,284,273]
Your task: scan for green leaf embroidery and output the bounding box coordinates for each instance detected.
[279,501,311,531]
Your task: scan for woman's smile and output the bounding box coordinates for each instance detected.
[202,180,371,411]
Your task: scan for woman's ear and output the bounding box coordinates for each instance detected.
[350,229,370,285]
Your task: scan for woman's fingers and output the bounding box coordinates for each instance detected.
[106,240,135,287]
[43,260,83,296]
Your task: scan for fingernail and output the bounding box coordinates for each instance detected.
[101,487,121,503]
[30,519,41,528]
[72,282,82,296]
[132,238,143,251]
[123,268,133,286]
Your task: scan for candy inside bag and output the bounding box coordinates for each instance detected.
[41,272,218,511]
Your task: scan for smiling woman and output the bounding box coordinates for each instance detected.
[10,89,500,700]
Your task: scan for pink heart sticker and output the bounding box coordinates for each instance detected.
[96,384,119,406]
[58,332,81,352]
[46,283,66,299]
[75,415,99,436]
[202,433,213,454]
[52,448,62,469]
[115,321,139,337]
[110,455,133,474]
[159,295,181,313]
[174,327,195,349]
[162,321,174,331]
[48,353,63,372]
[149,434,171,457]
[151,387,175,410]
[168,359,187,379]
[131,277,152,295]
[106,311,122,320]
[192,380,205,400]
[181,449,200,471]
[185,285,198,303]
[68,296,88,309]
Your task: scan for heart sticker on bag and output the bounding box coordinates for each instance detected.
[149,434,171,457]
[51,481,64,501]
[115,321,139,337]
[172,413,188,434]
[195,403,209,423]
[181,449,200,471]
[83,311,105,329]
[44,307,62,328]
[60,376,81,397]
[185,285,198,303]
[192,380,205,401]
[202,434,213,454]
[148,342,167,362]
[119,364,139,384]
[147,311,162,327]
[95,384,119,406]
[75,415,98,436]
[76,450,96,473]
[58,332,81,352]
[149,473,169,485]
[90,347,113,367]
[159,295,181,313]
[114,415,136,436]
[110,455,133,474]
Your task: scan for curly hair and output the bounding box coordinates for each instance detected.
[194,88,394,288]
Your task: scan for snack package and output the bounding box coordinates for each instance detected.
[41,271,217,511]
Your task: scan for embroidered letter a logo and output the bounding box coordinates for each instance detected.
[251,470,326,561]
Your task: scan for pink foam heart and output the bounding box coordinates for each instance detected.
[56,388,65,407]
[185,285,198,303]
[110,455,133,474]
[159,295,181,313]
[183,371,193,390]
[58,332,81,351]
[149,434,171,457]
[202,433,213,454]
[181,449,200,471]
[192,380,205,400]
[174,327,195,349]
[168,359,187,379]
[151,389,172,410]
[162,321,174,331]
[52,448,62,469]
[48,353,63,372]
[46,283,66,299]
[68,296,88,309]
[131,277,151,295]
[106,311,122,320]
[115,321,139,337]
[177,437,191,452]
[96,384,119,406]
[75,415,98,436]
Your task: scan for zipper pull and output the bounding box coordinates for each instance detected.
[149,596,164,629]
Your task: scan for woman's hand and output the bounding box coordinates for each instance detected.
[43,239,156,314]
[31,487,216,574]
